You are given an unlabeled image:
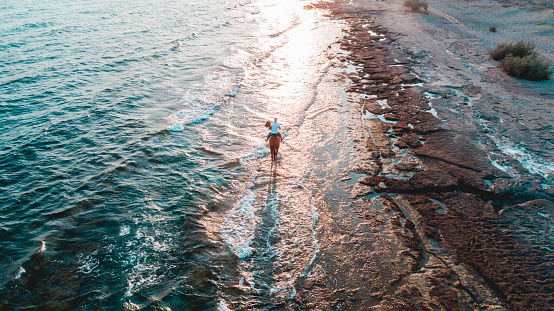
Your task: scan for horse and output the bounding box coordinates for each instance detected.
[268,134,280,162]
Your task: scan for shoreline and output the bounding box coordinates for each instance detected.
[305,0,554,310]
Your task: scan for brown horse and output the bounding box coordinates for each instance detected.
[268,134,280,162]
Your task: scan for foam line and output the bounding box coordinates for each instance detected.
[221,190,257,259]
[300,197,319,278]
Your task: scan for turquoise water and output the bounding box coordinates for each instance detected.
[0,0,347,309]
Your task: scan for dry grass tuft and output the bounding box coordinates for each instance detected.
[403,0,428,13]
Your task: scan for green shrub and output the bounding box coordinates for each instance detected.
[489,41,537,61]
[502,54,552,81]
[403,0,428,13]
[489,41,552,80]
[488,26,497,32]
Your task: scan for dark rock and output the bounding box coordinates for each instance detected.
[394,139,408,149]
[385,178,413,192]
[393,159,419,171]
[408,196,554,311]
[493,176,548,200]
[381,193,403,212]
[409,169,458,192]
[391,216,402,227]
[429,285,460,311]
[384,113,400,121]
[441,192,496,218]
[413,132,504,175]
[358,176,385,186]
[401,133,423,148]
[424,226,441,240]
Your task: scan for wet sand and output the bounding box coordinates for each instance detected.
[298,0,554,310]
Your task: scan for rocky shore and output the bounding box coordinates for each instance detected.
[302,0,554,310]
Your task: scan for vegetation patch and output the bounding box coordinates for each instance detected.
[403,0,428,13]
[489,41,536,60]
[502,54,552,81]
[489,41,552,80]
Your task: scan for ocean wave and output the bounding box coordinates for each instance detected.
[221,190,258,258]
[239,146,269,166]
[167,101,217,132]
[167,68,244,132]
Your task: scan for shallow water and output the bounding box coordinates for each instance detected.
[0,0,352,309]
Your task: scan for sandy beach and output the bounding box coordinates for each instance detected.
[297,0,554,310]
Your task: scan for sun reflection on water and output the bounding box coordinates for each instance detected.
[252,0,336,119]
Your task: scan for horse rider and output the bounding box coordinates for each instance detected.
[266,117,283,142]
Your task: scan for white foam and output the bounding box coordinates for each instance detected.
[14,265,25,279]
[125,272,158,297]
[300,198,319,278]
[122,251,164,297]
[168,123,184,132]
[221,190,258,258]
[217,299,232,311]
[38,240,46,252]
[367,30,384,38]
[227,84,241,97]
[119,225,131,236]
[77,253,100,274]
[490,159,516,177]
[167,103,218,132]
[424,91,441,99]
[489,135,554,183]
[122,301,140,310]
[239,146,269,166]
[166,68,244,132]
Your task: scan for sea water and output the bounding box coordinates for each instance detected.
[0,0,346,309]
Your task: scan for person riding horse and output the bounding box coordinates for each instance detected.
[266,117,283,162]
[265,118,283,142]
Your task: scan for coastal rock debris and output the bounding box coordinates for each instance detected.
[331,4,553,311]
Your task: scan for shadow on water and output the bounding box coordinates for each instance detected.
[245,164,281,308]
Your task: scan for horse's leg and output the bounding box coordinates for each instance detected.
[269,137,280,162]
